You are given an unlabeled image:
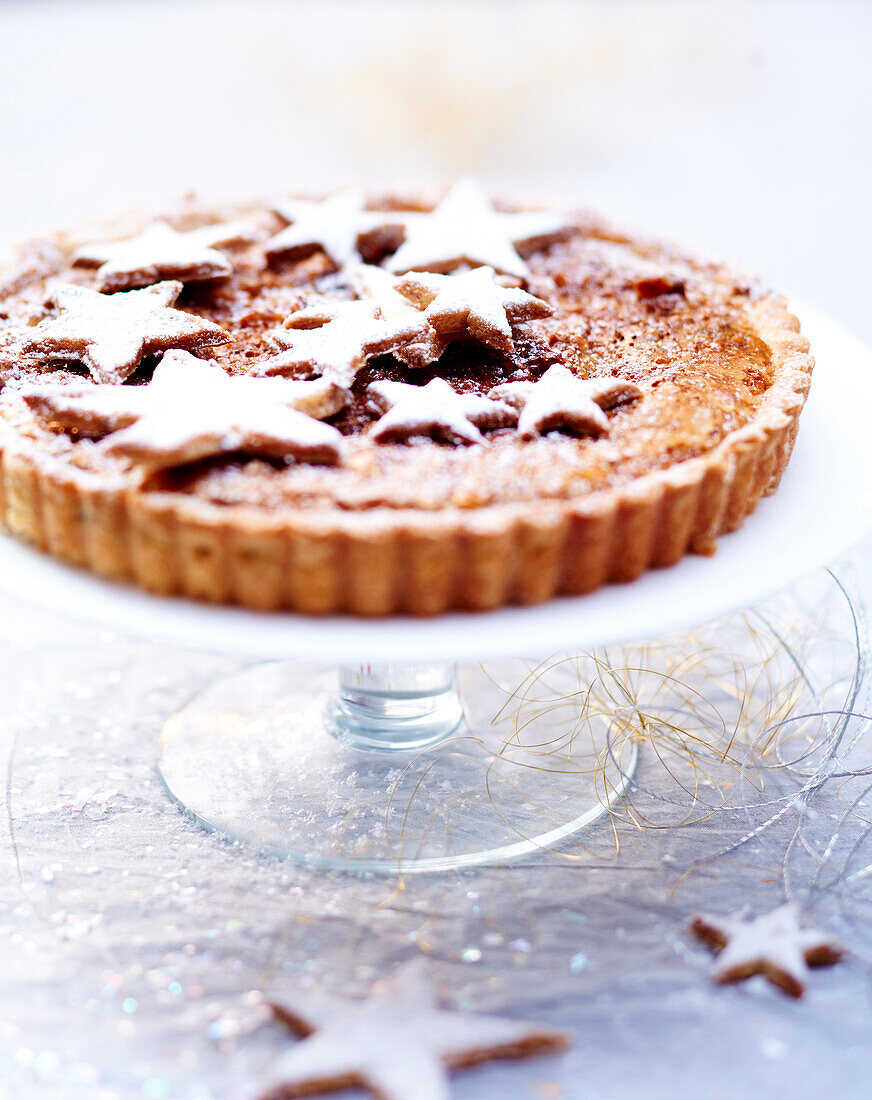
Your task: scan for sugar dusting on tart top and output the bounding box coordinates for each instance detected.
[0,183,773,514]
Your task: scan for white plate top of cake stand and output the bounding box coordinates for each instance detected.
[1,302,870,662]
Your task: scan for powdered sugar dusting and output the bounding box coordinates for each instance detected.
[18,281,228,384]
[73,220,256,292]
[256,298,429,388]
[267,191,407,269]
[396,265,552,357]
[690,904,843,998]
[367,377,517,446]
[259,960,567,1099]
[386,179,572,281]
[490,364,642,440]
[23,349,348,471]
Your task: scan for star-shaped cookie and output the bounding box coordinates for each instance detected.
[19,281,228,385]
[690,903,843,998]
[489,364,641,439]
[386,179,572,281]
[396,265,552,359]
[345,262,423,324]
[256,962,568,1100]
[368,377,517,445]
[73,219,255,292]
[266,191,403,268]
[257,298,427,387]
[341,263,447,368]
[23,349,347,471]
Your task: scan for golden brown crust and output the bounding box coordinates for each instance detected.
[0,291,812,615]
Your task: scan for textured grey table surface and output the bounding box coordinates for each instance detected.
[1,541,872,1100]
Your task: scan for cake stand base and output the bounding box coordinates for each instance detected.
[158,659,639,873]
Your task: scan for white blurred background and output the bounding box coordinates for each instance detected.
[1,0,870,339]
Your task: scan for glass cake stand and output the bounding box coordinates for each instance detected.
[1,304,871,872]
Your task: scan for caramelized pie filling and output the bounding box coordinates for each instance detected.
[0,201,772,514]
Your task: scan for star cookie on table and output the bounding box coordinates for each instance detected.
[256,962,569,1100]
[72,219,256,292]
[256,298,428,388]
[386,178,573,282]
[489,364,641,440]
[23,349,347,471]
[368,378,517,445]
[690,903,844,998]
[19,281,228,385]
[267,190,404,268]
[396,266,552,360]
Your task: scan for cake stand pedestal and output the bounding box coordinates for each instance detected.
[1,304,871,872]
[158,656,641,871]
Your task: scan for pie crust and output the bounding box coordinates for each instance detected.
[0,193,813,616]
